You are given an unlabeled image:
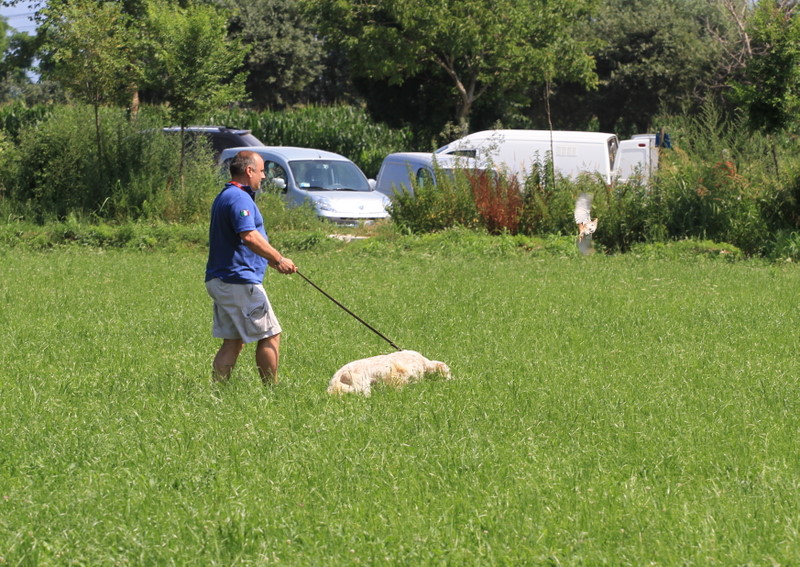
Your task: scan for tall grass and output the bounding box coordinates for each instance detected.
[2,237,799,564]
[208,105,414,177]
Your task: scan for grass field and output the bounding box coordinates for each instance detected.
[1,236,799,565]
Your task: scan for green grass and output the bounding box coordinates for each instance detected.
[1,239,799,565]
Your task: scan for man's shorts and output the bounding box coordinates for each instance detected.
[205,279,282,343]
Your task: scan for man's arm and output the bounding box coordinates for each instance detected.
[239,230,297,274]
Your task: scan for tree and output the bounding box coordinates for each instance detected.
[729,1,800,173]
[540,0,726,134]
[145,0,248,181]
[221,0,325,108]
[731,1,800,135]
[0,15,37,101]
[1,29,39,83]
[42,0,142,161]
[0,16,13,64]
[308,0,598,128]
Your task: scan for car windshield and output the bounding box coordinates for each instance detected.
[290,160,370,191]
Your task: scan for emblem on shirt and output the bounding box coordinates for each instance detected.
[239,210,250,217]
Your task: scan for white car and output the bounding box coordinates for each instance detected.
[219,146,391,226]
[375,152,484,197]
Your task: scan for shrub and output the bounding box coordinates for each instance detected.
[767,229,800,261]
[0,102,51,142]
[258,192,326,232]
[762,165,800,232]
[653,152,770,255]
[388,169,479,234]
[591,179,654,252]
[1,104,220,223]
[470,171,523,234]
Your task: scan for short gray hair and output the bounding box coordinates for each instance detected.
[229,150,258,176]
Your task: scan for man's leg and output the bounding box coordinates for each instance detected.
[255,333,281,385]
[213,338,244,381]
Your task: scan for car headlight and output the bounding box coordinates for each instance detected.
[315,198,336,212]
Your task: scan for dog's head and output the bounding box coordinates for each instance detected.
[427,360,451,379]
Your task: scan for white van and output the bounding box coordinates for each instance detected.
[616,134,659,184]
[435,129,620,184]
[375,152,484,197]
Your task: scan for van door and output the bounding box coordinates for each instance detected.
[376,161,420,196]
[616,138,657,183]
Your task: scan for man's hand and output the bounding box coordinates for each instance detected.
[273,256,297,274]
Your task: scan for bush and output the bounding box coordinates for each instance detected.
[0,105,220,223]
[762,164,800,232]
[470,171,524,234]
[0,102,52,143]
[652,151,770,255]
[767,230,800,261]
[388,169,479,234]
[583,180,651,253]
[258,192,326,233]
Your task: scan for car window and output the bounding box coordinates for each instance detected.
[290,160,370,191]
[209,135,229,155]
[265,160,287,192]
[210,133,262,154]
[236,133,262,146]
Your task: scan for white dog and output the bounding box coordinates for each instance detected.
[327,350,451,396]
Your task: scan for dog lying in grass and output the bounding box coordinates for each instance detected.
[327,350,451,396]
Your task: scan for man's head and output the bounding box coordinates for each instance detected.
[229,151,266,191]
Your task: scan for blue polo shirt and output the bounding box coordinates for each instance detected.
[205,183,269,284]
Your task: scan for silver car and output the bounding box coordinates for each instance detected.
[219,146,391,226]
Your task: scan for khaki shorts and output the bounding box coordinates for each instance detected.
[205,279,282,343]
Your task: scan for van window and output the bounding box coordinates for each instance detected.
[415,168,434,187]
[446,149,477,159]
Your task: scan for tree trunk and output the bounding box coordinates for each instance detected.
[772,141,780,177]
[129,89,140,121]
[94,103,103,164]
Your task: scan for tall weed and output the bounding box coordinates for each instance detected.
[768,230,800,261]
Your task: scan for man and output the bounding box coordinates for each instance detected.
[205,150,297,384]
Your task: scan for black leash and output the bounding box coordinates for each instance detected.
[296,270,402,351]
